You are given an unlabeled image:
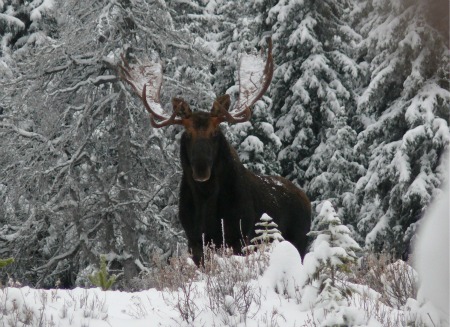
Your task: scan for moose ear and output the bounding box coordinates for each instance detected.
[211,94,231,117]
[172,98,192,119]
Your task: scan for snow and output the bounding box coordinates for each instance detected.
[30,0,55,21]
[231,52,266,116]
[122,59,168,119]
[0,13,25,31]
[433,117,450,145]
[405,82,450,125]
[404,171,431,204]
[263,241,303,298]
[288,15,318,47]
[392,151,411,182]
[0,287,176,327]
[268,0,305,24]
[413,167,449,324]
[365,211,389,245]
[240,135,264,153]
[0,237,440,327]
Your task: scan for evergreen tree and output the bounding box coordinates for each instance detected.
[350,0,450,257]
[306,201,361,316]
[251,213,284,244]
[88,255,117,291]
[267,0,363,207]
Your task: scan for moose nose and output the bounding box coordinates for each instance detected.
[192,164,211,182]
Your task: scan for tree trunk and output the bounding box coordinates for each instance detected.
[115,90,139,286]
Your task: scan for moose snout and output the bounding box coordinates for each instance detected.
[192,163,211,182]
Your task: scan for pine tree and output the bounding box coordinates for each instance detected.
[243,213,284,254]
[252,213,285,244]
[266,0,363,208]
[350,0,450,257]
[88,256,117,291]
[306,115,365,224]
[306,201,361,309]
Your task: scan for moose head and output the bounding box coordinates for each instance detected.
[119,38,273,182]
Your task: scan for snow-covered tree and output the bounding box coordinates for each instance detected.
[267,0,363,209]
[1,0,447,290]
[250,213,284,247]
[306,201,361,309]
[350,0,450,257]
[0,0,212,288]
[227,100,283,175]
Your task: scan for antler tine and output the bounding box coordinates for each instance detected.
[142,84,183,127]
[225,37,274,123]
[218,105,251,124]
[118,54,183,128]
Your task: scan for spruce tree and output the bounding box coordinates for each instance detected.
[252,213,285,244]
[267,0,363,208]
[350,0,450,257]
[88,256,116,291]
[306,201,361,312]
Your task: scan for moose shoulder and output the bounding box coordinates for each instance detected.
[119,38,311,264]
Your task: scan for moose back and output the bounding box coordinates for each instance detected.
[119,39,311,264]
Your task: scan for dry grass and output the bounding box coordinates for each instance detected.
[0,286,109,327]
[350,252,418,308]
[147,243,271,325]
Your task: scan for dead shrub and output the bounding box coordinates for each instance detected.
[350,252,418,308]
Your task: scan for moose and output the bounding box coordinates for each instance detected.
[119,39,311,265]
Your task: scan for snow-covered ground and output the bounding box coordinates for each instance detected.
[0,244,446,327]
[1,177,448,327]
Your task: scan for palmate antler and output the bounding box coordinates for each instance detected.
[118,37,274,127]
[118,54,183,127]
[224,37,274,123]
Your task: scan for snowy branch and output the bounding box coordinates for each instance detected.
[0,13,25,30]
[49,75,117,95]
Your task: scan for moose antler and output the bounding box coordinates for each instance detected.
[118,37,273,127]
[118,54,183,127]
[220,37,274,123]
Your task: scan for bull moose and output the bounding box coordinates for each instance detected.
[119,38,311,264]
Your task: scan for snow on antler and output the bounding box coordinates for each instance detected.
[231,39,273,118]
[119,56,168,120]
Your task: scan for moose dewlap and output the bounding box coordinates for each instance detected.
[119,38,311,264]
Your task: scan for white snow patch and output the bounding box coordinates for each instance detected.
[262,241,304,298]
[30,0,55,21]
[365,211,389,245]
[0,13,25,30]
[414,165,449,325]
[240,135,264,153]
[232,51,267,116]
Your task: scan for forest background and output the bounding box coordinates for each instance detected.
[0,0,448,289]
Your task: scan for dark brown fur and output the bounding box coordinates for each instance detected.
[179,111,311,264]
